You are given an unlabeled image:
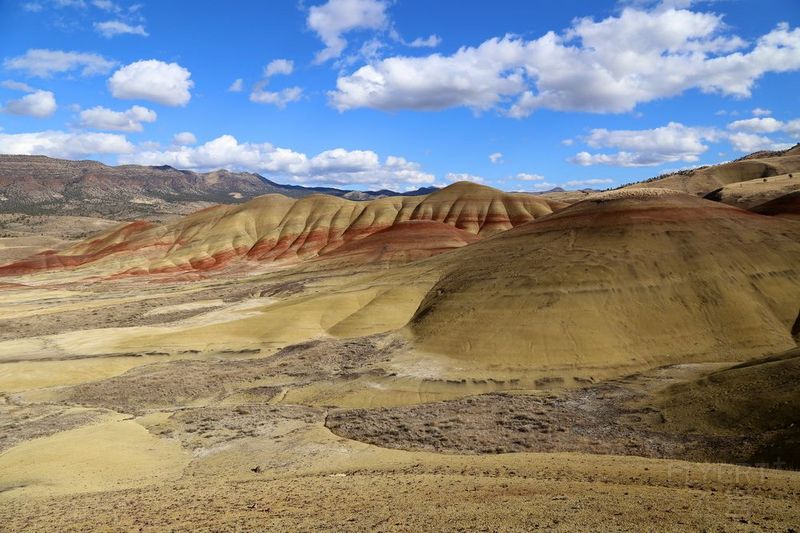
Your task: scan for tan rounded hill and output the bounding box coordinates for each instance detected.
[0,182,564,277]
[410,189,800,374]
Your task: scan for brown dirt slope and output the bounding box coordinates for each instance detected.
[626,144,800,196]
[751,190,800,220]
[409,189,800,374]
[0,182,564,276]
[652,348,800,467]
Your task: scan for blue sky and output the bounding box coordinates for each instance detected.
[0,0,798,191]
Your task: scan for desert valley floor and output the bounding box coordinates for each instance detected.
[0,149,799,530]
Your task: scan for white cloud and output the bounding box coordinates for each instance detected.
[784,120,800,136]
[511,173,559,191]
[54,0,86,7]
[0,130,133,158]
[489,152,503,164]
[108,60,194,106]
[249,87,303,108]
[752,107,772,116]
[92,0,119,11]
[117,134,435,188]
[408,34,441,48]
[330,7,800,116]
[2,90,57,118]
[3,49,116,78]
[728,117,783,133]
[22,2,43,12]
[247,60,300,107]
[726,132,790,153]
[94,20,148,38]
[263,59,294,77]
[728,116,796,135]
[308,0,388,63]
[516,173,546,182]
[531,184,557,190]
[331,37,526,112]
[139,140,160,150]
[570,122,719,167]
[172,131,196,146]
[228,78,244,92]
[568,117,798,165]
[561,138,574,146]
[445,172,484,183]
[1,80,35,92]
[78,105,156,132]
[311,148,379,173]
[565,178,613,187]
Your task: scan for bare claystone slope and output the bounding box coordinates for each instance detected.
[0,182,564,276]
[625,144,800,196]
[410,189,800,373]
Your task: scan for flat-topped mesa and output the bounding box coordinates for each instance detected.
[410,190,800,374]
[0,182,565,277]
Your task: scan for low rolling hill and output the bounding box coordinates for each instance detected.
[0,182,565,277]
[409,188,800,374]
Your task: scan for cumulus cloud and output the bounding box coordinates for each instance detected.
[94,20,148,38]
[108,60,194,106]
[331,37,526,112]
[516,173,546,182]
[248,60,301,107]
[728,116,797,134]
[728,117,783,133]
[228,78,244,92]
[489,152,503,164]
[568,117,800,166]
[0,130,133,158]
[330,7,800,116]
[752,107,772,116]
[2,90,57,118]
[263,59,294,77]
[78,105,156,131]
[3,49,116,78]
[249,87,303,108]
[92,0,120,11]
[726,132,791,153]
[172,131,196,146]
[118,134,435,188]
[445,173,484,183]
[565,178,613,187]
[513,174,557,190]
[570,122,719,167]
[308,0,388,63]
[1,80,35,92]
[408,34,442,48]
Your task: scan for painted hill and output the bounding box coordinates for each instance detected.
[652,348,800,468]
[0,155,433,220]
[623,144,800,196]
[409,188,800,376]
[0,182,564,277]
[702,173,800,210]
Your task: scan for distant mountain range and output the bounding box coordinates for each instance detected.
[3,144,799,222]
[0,155,436,221]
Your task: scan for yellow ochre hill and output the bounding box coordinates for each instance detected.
[0,182,565,277]
[410,188,800,375]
